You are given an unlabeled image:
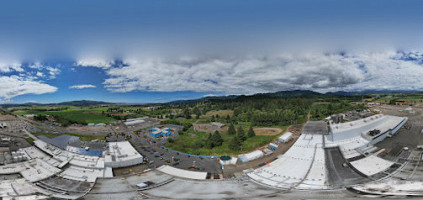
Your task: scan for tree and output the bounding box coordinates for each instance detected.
[193,107,201,119]
[227,123,236,135]
[184,108,191,119]
[247,126,256,137]
[211,130,223,147]
[206,131,223,148]
[229,135,242,151]
[205,133,214,148]
[237,126,246,142]
[233,108,242,117]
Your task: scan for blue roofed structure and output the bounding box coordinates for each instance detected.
[150,127,172,137]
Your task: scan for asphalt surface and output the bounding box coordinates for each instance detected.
[129,128,222,175]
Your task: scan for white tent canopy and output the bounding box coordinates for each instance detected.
[238,150,264,163]
[278,132,293,143]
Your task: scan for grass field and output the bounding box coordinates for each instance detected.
[164,125,285,156]
[205,110,234,117]
[13,108,116,123]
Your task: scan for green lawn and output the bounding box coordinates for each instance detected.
[164,126,281,156]
[25,138,34,145]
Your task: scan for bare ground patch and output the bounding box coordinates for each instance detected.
[253,127,283,135]
[193,123,228,134]
[205,110,234,117]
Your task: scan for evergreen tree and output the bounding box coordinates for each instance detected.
[184,108,191,119]
[211,130,223,146]
[205,133,214,148]
[227,123,236,135]
[229,135,241,151]
[237,126,246,142]
[247,126,256,137]
[193,107,201,119]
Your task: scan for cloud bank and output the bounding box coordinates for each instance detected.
[0,63,60,102]
[0,75,57,102]
[76,51,423,94]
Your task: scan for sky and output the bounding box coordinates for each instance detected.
[1,0,423,104]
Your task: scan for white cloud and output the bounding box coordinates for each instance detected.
[0,62,23,73]
[69,84,97,89]
[0,75,57,103]
[36,72,44,77]
[90,51,423,94]
[45,66,60,79]
[29,62,43,69]
[75,58,115,69]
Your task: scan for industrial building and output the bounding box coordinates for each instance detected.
[124,117,148,126]
[248,114,408,190]
[150,126,172,137]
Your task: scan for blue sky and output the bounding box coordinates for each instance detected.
[1,0,423,103]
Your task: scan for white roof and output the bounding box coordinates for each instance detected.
[329,114,406,141]
[0,158,60,182]
[248,134,327,190]
[157,165,207,180]
[105,141,143,168]
[238,150,264,163]
[350,155,394,176]
[0,179,38,197]
[278,132,293,142]
[20,159,61,182]
[60,165,105,182]
[124,119,145,126]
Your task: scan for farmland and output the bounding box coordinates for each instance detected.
[12,107,116,124]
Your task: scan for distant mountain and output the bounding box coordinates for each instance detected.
[166,90,326,104]
[326,90,423,95]
[1,100,115,106]
[259,90,323,98]
[56,100,115,106]
[166,95,239,104]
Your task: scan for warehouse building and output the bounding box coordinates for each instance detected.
[248,114,408,190]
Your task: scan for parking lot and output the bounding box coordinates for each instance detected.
[128,126,222,175]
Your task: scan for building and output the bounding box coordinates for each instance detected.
[248,114,408,190]
[104,141,144,168]
[150,127,172,137]
[328,114,407,144]
[210,122,226,128]
[124,117,148,126]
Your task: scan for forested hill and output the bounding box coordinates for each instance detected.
[167,90,326,105]
[162,90,366,126]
